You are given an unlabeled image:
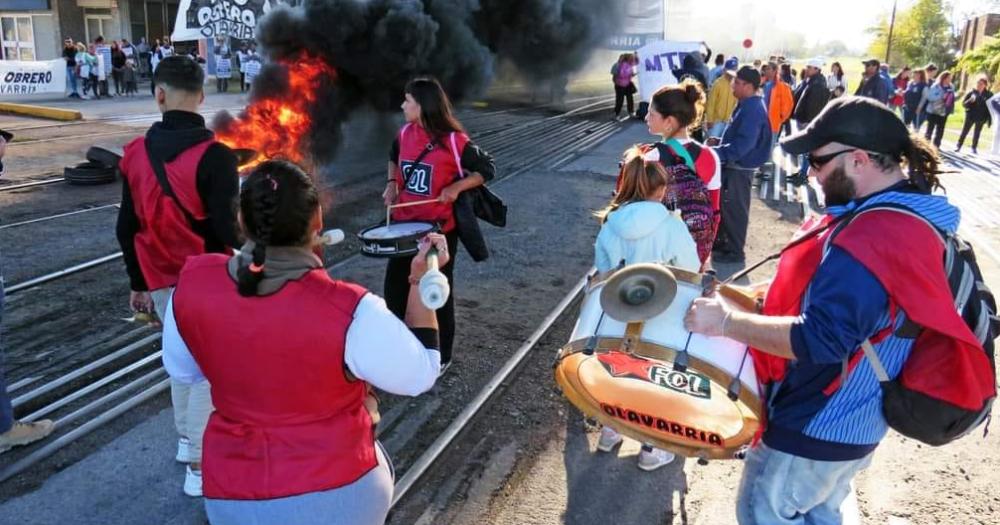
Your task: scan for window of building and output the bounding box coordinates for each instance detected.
[84,13,113,43]
[0,15,34,61]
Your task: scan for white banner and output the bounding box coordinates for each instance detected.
[608,0,664,50]
[0,59,67,96]
[172,0,278,42]
[636,40,702,102]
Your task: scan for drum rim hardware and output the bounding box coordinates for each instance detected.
[357,220,439,258]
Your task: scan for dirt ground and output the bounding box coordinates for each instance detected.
[390,169,1000,524]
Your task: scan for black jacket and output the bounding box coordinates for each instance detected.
[792,74,830,124]
[116,110,241,291]
[963,89,994,124]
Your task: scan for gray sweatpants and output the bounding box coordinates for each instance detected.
[152,287,213,464]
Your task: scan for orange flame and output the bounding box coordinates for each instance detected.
[217,55,336,169]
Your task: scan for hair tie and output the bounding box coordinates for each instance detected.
[265,174,278,191]
[249,262,265,273]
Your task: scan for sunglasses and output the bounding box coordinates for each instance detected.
[808,149,857,170]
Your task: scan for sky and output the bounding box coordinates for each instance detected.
[686,0,997,50]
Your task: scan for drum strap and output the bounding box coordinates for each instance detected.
[402,139,439,187]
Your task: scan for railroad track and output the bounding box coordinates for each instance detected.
[0,100,623,483]
[1,98,616,297]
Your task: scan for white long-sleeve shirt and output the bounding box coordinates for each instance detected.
[162,293,440,397]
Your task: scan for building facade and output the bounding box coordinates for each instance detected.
[0,0,179,61]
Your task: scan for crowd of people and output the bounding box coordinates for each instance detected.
[59,35,262,100]
[0,37,993,524]
[616,53,1000,163]
[599,48,991,525]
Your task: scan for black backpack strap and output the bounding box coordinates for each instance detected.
[145,140,198,226]
[401,138,439,189]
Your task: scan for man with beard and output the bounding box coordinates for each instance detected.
[685,97,963,524]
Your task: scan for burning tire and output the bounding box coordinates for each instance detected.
[64,161,117,186]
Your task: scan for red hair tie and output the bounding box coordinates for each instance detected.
[249,262,265,273]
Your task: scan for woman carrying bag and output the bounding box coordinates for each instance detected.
[383,76,497,374]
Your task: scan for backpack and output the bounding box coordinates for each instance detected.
[610,62,620,77]
[655,142,715,264]
[831,204,998,446]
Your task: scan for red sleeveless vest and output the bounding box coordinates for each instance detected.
[393,123,468,232]
[172,255,375,500]
[120,137,220,290]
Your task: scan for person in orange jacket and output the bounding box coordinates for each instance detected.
[760,62,793,178]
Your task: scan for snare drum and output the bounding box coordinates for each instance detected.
[357,221,438,258]
[554,265,762,460]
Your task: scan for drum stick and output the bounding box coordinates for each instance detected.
[389,198,440,210]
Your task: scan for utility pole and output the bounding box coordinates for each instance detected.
[885,0,898,64]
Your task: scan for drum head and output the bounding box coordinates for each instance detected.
[554,340,761,460]
[599,264,678,323]
[357,221,438,258]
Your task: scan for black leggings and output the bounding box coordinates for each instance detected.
[384,230,459,364]
[924,114,947,148]
[614,84,635,116]
[958,117,987,150]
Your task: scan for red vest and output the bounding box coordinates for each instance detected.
[172,255,375,500]
[120,137,220,290]
[753,211,990,411]
[393,124,468,232]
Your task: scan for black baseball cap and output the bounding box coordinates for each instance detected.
[780,96,910,156]
[863,58,881,67]
[733,65,761,89]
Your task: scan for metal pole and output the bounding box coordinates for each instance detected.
[886,0,898,64]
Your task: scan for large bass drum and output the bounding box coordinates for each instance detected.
[554,265,763,460]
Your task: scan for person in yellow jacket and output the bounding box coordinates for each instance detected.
[705,57,739,139]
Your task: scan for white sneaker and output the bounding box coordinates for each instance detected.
[596,427,623,452]
[183,466,203,497]
[637,445,675,471]
[175,437,191,463]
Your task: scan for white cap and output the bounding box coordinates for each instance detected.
[806,57,826,69]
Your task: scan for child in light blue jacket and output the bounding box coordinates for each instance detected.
[593,146,700,471]
[595,147,700,273]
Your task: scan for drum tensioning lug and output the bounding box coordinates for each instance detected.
[727,378,741,402]
[734,446,749,460]
[672,351,689,373]
[700,270,718,297]
[583,336,598,356]
[696,453,710,466]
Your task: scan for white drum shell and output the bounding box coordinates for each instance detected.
[571,276,760,396]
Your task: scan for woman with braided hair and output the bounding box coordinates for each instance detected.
[162,160,444,524]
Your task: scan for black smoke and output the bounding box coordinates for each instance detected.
[219,0,622,164]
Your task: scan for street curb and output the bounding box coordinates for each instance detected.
[0,102,82,122]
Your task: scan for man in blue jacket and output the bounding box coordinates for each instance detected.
[711,65,773,263]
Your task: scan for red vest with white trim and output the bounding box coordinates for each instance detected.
[393,123,468,232]
[172,254,375,500]
[120,137,222,290]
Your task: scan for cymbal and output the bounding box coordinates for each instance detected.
[599,263,678,323]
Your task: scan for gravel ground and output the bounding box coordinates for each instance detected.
[388,146,1000,525]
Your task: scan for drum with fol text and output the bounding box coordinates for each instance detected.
[554,265,763,460]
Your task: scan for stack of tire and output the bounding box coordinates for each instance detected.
[65,146,121,186]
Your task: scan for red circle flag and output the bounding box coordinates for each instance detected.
[743,38,753,49]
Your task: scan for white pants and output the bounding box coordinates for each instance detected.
[152,287,213,464]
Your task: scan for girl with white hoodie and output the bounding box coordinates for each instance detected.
[595,147,700,273]
[593,146,700,471]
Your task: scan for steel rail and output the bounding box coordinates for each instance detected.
[0,108,624,486]
[5,252,123,295]
[0,203,119,230]
[391,272,590,507]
